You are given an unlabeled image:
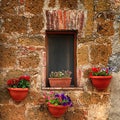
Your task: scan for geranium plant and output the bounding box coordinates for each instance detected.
[7,75,30,88]
[43,91,73,107]
[89,67,113,90]
[49,70,72,78]
[90,67,113,76]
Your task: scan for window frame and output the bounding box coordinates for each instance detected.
[45,30,78,87]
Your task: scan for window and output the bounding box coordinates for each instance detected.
[46,30,77,87]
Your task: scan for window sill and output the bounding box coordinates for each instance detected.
[41,87,83,91]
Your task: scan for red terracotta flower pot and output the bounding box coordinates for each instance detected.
[90,76,112,90]
[8,88,29,102]
[47,104,68,118]
[49,78,71,87]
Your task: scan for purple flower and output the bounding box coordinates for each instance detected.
[61,93,67,99]
[44,92,73,107]
[62,102,68,106]
[55,94,60,98]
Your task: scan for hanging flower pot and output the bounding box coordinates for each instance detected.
[89,67,113,90]
[8,88,29,102]
[43,92,73,118]
[90,75,112,90]
[47,104,68,118]
[7,75,30,102]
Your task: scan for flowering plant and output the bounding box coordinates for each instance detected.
[43,91,73,107]
[49,70,72,78]
[7,75,30,88]
[90,67,112,76]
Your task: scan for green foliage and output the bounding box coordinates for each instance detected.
[17,80,30,88]
[7,75,30,88]
[43,91,73,107]
[90,67,113,76]
[92,71,109,76]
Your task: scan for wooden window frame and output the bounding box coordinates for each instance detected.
[45,30,78,87]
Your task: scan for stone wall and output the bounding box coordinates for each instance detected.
[0,0,120,120]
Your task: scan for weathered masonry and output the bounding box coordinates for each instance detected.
[0,0,120,120]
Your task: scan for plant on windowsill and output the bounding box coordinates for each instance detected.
[43,91,73,118]
[48,70,72,87]
[89,66,112,90]
[7,75,30,102]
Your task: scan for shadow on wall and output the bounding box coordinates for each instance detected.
[108,53,120,120]
[108,52,120,73]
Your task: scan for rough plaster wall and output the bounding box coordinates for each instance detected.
[109,72,120,120]
[108,26,120,120]
[88,103,110,120]
[108,1,120,119]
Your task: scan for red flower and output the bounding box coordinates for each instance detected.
[7,79,18,86]
[106,68,108,74]
[58,96,62,103]
[89,72,92,77]
[92,67,100,72]
[19,75,30,81]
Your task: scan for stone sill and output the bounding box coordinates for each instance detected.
[41,87,111,94]
[41,87,83,91]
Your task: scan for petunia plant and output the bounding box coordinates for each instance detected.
[43,91,73,107]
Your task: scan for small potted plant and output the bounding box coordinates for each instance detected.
[89,67,112,90]
[43,91,73,118]
[48,70,72,87]
[7,75,30,102]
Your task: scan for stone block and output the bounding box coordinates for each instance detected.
[0,105,26,120]
[30,15,44,34]
[0,0,18,15]
[18,36,44,46]
[0,88,10,104]
[95,37,112,44]
[26,91,45,104]
[48,0,56,7]
[5,70,24,80]
[96,11,114,22]
[2,15,27,33]
[90,44,112,65]
[95,11,114,36]
[18,54,40,68]
[78,36,94,43]
[80,92,109,106]
[0,33,8,44]
[0,73,4,85]
[90,93,101,104]
[84,0,94,36]
[88,103,110,119]
[97,20,114,36]
[80,92,91,106]
[65,109,87,120]
[59,0,78,9]
[95,0,111,12]
[0,45,16,68]
[78,45,89,65]
[100,94,110,104]
[25,0,44,14]
[0,33,16,45]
